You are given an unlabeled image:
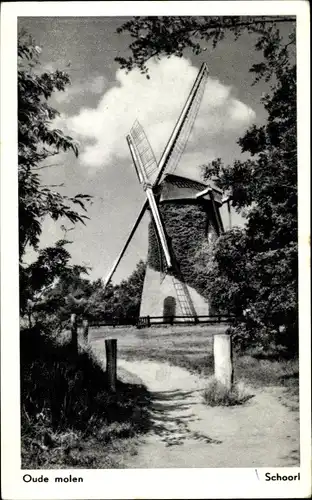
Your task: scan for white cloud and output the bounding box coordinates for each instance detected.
[54,75,107,103]
[61,57,256,169]
[225,98,255,125]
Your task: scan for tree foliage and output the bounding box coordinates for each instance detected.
[18,32,93,326]
[31,261,91,329]
[18,32,91,259]
[116,16,295,81]
[26,259,147,329]
[198,33,297,351]
[86,260,146,322]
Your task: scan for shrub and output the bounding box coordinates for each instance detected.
[20,326,151,468]
[203,377,253,406]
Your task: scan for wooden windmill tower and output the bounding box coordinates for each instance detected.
[104,63,227,321]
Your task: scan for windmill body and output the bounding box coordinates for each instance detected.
[140,173,223,320]
[104,63,228,322]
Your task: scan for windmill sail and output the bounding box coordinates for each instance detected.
[155,62,209,185]
[128,63,209,190]
[128,120,159,184]
[103,62,210,288]
[128,124,198,319]
[127,132,172,269]
[103,200,148,287]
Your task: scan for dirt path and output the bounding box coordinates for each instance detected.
[118,359,299,468]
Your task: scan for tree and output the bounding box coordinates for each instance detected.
[197,36,297,351]
[18,32,91,260]
[18,32,92,324]
[30,257,92,331]
[20,239,91,329]
[114,260,146,319]
[86,260,146,323]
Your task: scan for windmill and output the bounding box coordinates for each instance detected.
[104,63,227,321]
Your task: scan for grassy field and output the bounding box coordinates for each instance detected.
[90,324,299,393]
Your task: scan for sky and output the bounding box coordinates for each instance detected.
[18,16,290,283]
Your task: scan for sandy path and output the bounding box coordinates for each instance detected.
[118,359,299,468]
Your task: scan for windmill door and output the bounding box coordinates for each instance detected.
[163,296,176,322]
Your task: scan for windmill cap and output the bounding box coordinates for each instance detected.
[159,173,223,205]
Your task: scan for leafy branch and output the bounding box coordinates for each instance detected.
[115,16,295,82]
[18,32,92,260]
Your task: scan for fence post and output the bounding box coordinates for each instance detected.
[213,333,233,390]
[70,313,78,354]
[82,319,89,344]
[105,339,117,393]
[147,315,150,327]
[170,315,174,326]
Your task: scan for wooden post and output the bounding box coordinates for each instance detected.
[105,339,117,393]
[147,315,151,327]
[70,313,78,354]
[82,319,89,344]
[213,333,233,390]
[227,199,232,230]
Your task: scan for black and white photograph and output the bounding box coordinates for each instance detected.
[1,2,311,499]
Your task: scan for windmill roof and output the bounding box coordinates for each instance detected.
[159,173,223,204]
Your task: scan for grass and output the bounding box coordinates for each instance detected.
[21,326,151,469]
[203,377,253,406]
[21,425,140,469]
[90,324,299,401]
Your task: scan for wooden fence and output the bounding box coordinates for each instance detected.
[88,314,235,329]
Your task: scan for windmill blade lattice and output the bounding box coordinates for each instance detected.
[156,63,209,183]
[128,120,159,184]
[127,131,173,269]
[163,68,209,177]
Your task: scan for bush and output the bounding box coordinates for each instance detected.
[229,321,299,357]
[203,377,253,406]
[20,326,151,468]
